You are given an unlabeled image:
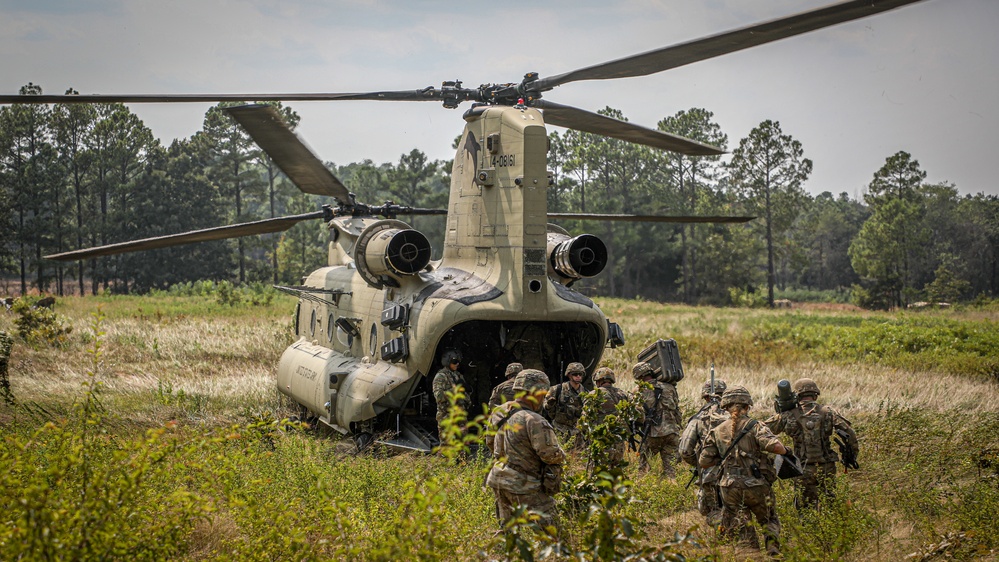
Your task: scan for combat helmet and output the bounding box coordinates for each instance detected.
[442,349,462,367]
[593,367,616,384]
[564,362,585,377]
[505,362,524,379]
[701,379,727,398]
[792,378,820,398]
[513,369,550,393]
[632,362,654,380]
[720,385,753,408]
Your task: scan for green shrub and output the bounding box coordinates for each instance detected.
[751,314,999,378]
[10,297,72,346]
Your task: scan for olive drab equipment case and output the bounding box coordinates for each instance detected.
[637,339,684,384]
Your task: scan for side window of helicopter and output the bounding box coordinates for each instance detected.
[310,308,317,337]
[294,302,301,334]
[335,318,353,348]
[327,313,335,343]
[369,324,378,356]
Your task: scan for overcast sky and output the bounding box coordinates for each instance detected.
[3,0,997,199]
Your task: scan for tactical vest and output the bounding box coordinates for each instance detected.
[791,403,836,464]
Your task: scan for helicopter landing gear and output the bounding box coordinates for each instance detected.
[353,432,374,452]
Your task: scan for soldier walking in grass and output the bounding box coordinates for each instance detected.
[633,362,682,477]
[543,362,586,447]
[765,377,859,509]
[588,367,641,466]
[488,362,524,410]
[679,379,728,526]
[699,386,787,558]
[433,349,471,437]
[486,369,566,531]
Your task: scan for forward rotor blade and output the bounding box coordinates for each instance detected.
[534,0,926,91]
[44,211,325,261]
[548,213,754,224]
[226,104,350,200]
[0,90,444,105]
[536,100,723,156]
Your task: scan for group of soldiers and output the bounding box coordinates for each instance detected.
[432,353,860,558]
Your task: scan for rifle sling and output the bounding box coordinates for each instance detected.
[717,419,758,468]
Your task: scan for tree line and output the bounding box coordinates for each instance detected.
[2,85,997,309]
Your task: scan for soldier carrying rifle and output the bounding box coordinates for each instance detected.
[633,362,682,477]
[678,378,728,525]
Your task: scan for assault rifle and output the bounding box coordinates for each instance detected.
[684,467,699,489]
[635,384,663,454]
[628,420,645,452]
[834,428,860,471]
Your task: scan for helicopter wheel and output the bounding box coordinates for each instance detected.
[290,402,319,428]
[353,432,374,452]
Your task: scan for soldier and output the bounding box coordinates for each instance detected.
[486,369,566,530]
[488,362,524,409]
[678,379,728,525]
[589,367,640,466]
[432,349,471,437]
[633,362,682,477]
[765,377,859,509]
[699,386,786,557]
[543,362,586,446]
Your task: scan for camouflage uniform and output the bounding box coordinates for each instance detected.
[678,379,728,525]
[433,365,470,434]
[765,378,859,509]
[699,386,783,556]
[486,370,566,529]
[589,368,638,465]
[633,363,682,476]
[543,362,586,446]
[488,362,524,409]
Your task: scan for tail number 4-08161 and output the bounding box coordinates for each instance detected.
[492,154,515,167]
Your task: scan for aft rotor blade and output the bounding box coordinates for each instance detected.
[534,0,926,91]
[0,90,444,105]
[548,213,754,224]
[536,100,723,156]
[226,104,350,200]
[44,211,325,261]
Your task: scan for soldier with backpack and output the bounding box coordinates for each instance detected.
[486,369,566,530]
[699,386,787,557]
[633,362,682,477]
[488,362,524,409]
[765,377,859,509]
[678,379,728,525]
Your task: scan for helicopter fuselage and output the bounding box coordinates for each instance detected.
[276,105,613,450]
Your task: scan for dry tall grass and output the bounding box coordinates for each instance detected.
[2,294,998,560]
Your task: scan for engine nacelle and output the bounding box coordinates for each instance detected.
[547,232,608,282]
[355,219,433,288]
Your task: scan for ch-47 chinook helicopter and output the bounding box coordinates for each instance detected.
[2,0,926,451]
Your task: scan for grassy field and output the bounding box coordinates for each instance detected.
[1,294,997,560]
